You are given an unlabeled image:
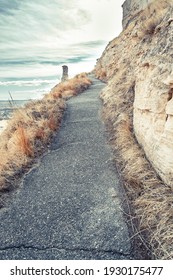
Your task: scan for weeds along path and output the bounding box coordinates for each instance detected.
[0,76,132,260]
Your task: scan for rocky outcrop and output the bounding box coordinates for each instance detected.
[95,0,173,188]
[122,0,155,28]
[94,0,173,259]
[61,65,69,82]
[133,55,173,187]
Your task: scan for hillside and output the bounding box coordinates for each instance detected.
[0,74,91,194]
[94,0,173,259]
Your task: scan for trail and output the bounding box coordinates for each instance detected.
[0,76,132,259]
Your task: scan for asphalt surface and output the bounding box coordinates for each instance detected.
[0,76,132,259]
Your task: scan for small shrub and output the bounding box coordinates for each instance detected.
[35,128,46,141]
[95,69,107,81]
[48,115,57,131]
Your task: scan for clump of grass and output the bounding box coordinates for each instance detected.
[16,127,34,157]
[0,73,92,194]
[47,114,58,131]
[137,0,172,37]
[142,18,160,35]
[95,68,107,82]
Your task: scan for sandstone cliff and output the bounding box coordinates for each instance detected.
[122,0,155,28]
[94,0,173,259]
[96,0,173,188]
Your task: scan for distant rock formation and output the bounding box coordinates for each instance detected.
[61,65,69,82]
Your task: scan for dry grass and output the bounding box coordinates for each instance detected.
[100,76,173,259]
[0,73,91,194]
[50,72,92,99]
[16,127,34,157]
[94,0,173,259]
[97,4,173,256]
[95,68,107,81]
[137,0,172,37]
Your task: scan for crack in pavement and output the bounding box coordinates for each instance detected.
[0,244,131,257]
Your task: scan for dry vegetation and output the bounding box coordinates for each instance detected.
[137,0,172,37]
[0,73,92,197]
[100,80,173,259]
[95,0,173,259]
[95,68,107,82]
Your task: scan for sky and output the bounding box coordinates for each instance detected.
[0,0,124,100]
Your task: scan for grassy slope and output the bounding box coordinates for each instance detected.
[0,73,92,198]
[94,0,173,259]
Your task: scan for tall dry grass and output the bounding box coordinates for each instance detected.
[50,72,92,99]
[95,68,107,82]
[0,73,92,196]
[96,0,173,258]
[100,76,173,259]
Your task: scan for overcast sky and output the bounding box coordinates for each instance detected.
[0,0,124,100]
[0,0,124,99]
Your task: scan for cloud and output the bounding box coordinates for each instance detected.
[0,0,91,46]
[0,0,92,64]
[0,79,57,87]
[0,0,123,79]
[0,0,20,15]
[0,39,106,68]
[77,40,106,48]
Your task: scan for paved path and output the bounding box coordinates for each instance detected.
[0,76,132,259]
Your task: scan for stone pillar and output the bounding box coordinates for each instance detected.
[61,65,69,82]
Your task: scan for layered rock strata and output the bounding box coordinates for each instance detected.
[95,0,173,187]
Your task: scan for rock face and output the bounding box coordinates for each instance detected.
[95,0,173,187]
[133,58,173,186]
[122,0,155,28]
